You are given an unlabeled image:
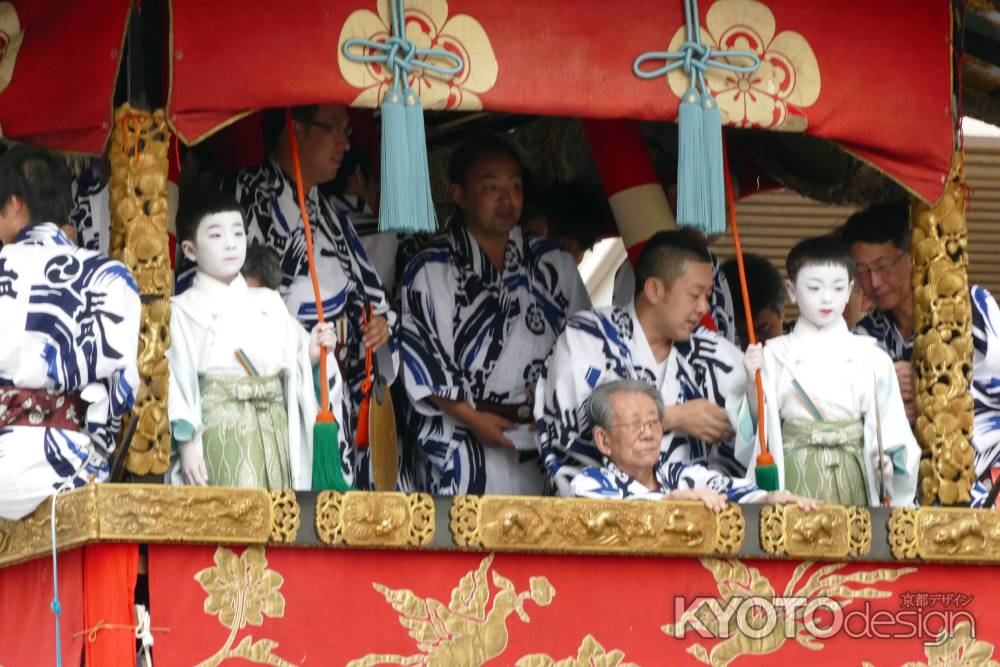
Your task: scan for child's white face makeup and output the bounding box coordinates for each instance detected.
[181,211,247,284]
[787,263,853,330]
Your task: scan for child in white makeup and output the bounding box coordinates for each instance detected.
[166,191,344,491]
[741,235,920,507]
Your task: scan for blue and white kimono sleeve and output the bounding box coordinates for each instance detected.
[0,224,140,520]
[571,460,764,502]
[971,285,1000,478]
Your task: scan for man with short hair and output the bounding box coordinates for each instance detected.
[721,253,786,349]
[537,230,749,496]
[573,379,815,510]
[842,202,1000,487]
[402,132,591,495]
[0,145,140,520]
[222,104,397,489]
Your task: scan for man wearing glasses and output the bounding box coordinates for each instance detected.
[842,202,1000,489]
[222,104,398,490]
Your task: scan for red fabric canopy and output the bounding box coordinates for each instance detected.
[169,0,954,203]
[0,0,131,155]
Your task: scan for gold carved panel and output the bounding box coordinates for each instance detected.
[109,104,173,476]
[889,507,1000,562]
[315,491,435,548]
[910,157,975,505]
[269,489,300,544]
[0,484,273,568]
[95,484,272,543]
[450,496,744,556]
[0,486,99,568]
[760,505,871,559]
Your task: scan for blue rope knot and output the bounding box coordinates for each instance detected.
[632,0,760,97]
[51,599,62,616]
[342,0,464,94]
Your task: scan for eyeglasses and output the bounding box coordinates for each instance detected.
[606,418,663,437]
[306,120,352,139]
[855,252,907,282]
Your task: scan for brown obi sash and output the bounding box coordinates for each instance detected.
[476,401,534,425]
[0,388,87,430]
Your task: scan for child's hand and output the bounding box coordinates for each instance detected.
[179,440,208,486]
[743,343,763,379]
[872,453,894,482]
[309,322,338,364]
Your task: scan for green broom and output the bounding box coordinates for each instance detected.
[285,108,351,492]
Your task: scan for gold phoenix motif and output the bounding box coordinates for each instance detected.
[195,546,297,667]
[665,0,820,131]
[109,104,173,476]
[450,496,743,556]
[760,504,872,559]
[663,558,916,667]
[862,620,999,667]
[315,491,435,547]
[910,155,975,505]
[515,634,639,667]
[888,507,1000,562]
[347,553,555,666]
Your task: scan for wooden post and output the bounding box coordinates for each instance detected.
[108,104,172,476]
[911,153,975,505]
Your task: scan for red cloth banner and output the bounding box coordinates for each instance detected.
[0,0,131,155]
[148,544,1000,666]
[169,0,953,203]
[0,548,85,666]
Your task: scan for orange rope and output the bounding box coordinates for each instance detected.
[118,113,144,163]
[285,108,333,420]
[722,146,771,463]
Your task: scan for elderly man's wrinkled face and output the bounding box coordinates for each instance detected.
[594,390,663,479]
[849,240,911,313]
[294,104,351,187]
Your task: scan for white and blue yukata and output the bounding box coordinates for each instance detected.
[402,223,591,495]
[571,460,764,502]
[855,285,1000,482]
[0,223,140,520]
[535,300,749,496]
[216,159,400,489]
[69,159,111,252]
[612,252,736,345]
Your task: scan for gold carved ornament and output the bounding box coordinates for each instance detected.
[338,0,498,111]
[450,495,743,556]
[195,546,298,667]
[665,0,820,132]
[663,558,916,667]
[347,553,556,667]
[0,485,274,569]
[314,491,434,548]
[910,153,975,505]
[760,504,872,559]
[888,506,1000,562]
[268,490,300,544]
[109,104,173,476]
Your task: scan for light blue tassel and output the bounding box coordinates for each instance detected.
[394,87,438,233]
[700,91,726,236]
[676,84,705,231]
[378,85,411,234]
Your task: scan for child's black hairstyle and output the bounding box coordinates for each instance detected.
[785,234,856,283]
[634,230,712,297]
[176,190,245,244]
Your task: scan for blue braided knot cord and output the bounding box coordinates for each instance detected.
[342,0,464,94]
